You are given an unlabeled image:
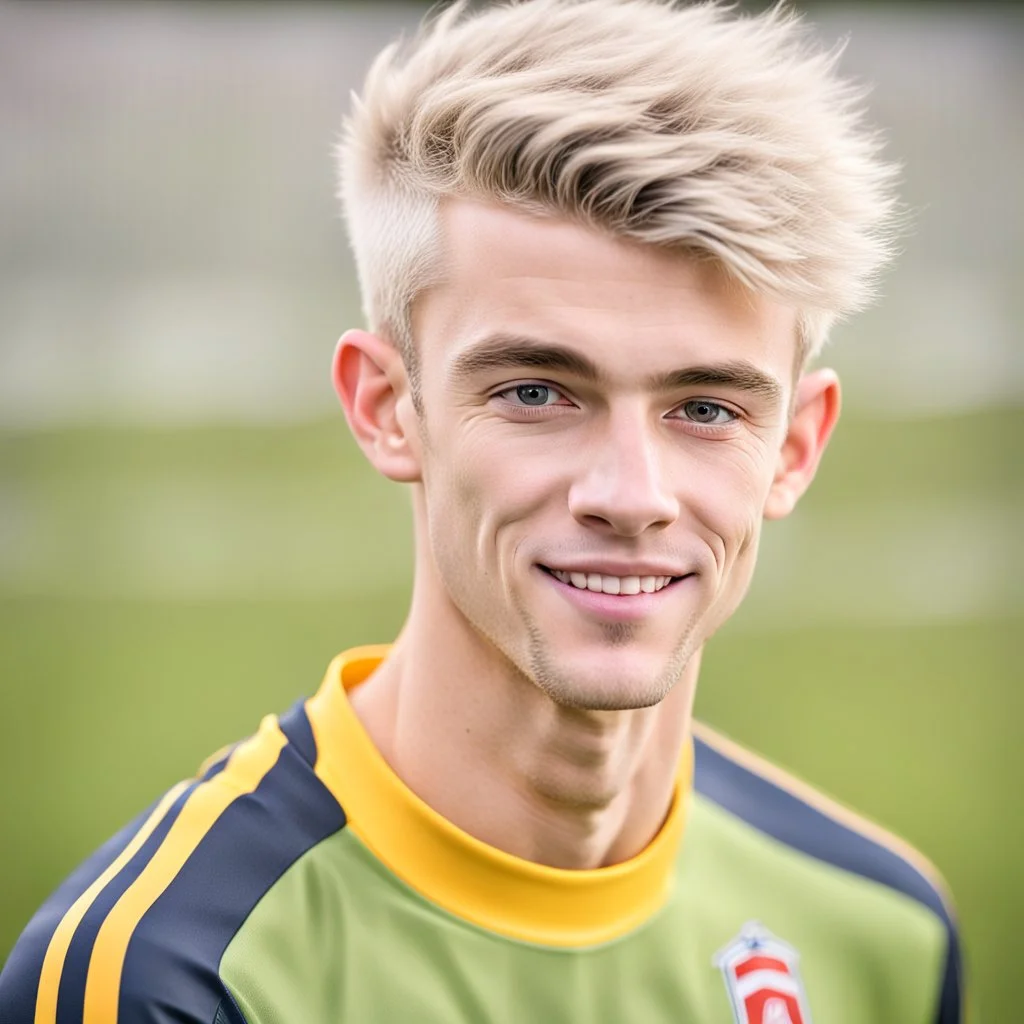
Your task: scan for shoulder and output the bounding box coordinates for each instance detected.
[0,702,345,1024]
[691,721,964,1024]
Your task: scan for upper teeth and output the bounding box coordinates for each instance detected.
[550,570,675,595]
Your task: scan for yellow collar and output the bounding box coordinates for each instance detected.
[306,645,691,947]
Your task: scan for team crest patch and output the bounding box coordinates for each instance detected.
[714,921,812,1024]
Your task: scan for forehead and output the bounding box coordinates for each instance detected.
[413,199,800,387]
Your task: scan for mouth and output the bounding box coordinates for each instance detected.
[539,565,689,596]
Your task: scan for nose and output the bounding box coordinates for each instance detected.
[567,411,679,537]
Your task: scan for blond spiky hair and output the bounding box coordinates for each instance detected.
[338,0,900,367]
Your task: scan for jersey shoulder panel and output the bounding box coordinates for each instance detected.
[692,721,964,1024]
[0,791,183,1023]
[0,701,345,1024]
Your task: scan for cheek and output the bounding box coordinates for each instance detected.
[688,466,770,632]
[682,447,774,566]
[423,430,561,567]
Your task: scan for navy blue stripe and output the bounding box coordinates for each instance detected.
[277,700,317,764]
[694,735,962,1021]
[0,798,166,1022]
[116,707,346,1022]
[935,929,964,1024]
[694,736,955,926]
[53,780,200,1024]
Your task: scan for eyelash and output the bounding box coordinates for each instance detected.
[492,383,741,428]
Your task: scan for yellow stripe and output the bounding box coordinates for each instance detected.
[693,721,957,914]
[34,782,189,1024]
[81,716,287,1024]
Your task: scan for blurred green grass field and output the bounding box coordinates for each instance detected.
[1,407,1020,1018]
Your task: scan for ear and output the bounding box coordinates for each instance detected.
[763,368,841,520]
[332,329,422,483]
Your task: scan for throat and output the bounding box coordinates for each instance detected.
[509,712,677,868]
[347,635,695,872]
[514,773,649,870]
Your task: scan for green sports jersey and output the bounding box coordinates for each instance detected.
[1,646,963,1023]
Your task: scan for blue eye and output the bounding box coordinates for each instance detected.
[680,400,735,424]
[511,384,560,406]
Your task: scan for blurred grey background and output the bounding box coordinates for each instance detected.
[1,1,1021,1018]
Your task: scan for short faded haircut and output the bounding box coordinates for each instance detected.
[337,0,900,378]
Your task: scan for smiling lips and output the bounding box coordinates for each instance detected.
[546,569,680,595]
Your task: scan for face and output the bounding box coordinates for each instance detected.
[345,200,836,711]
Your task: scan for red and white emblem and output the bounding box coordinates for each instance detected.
[714,922,812,1024]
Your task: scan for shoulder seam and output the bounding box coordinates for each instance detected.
[692,720,957,921]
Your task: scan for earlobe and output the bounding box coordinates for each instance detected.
[764,369,841,520]
[332,329,422,483]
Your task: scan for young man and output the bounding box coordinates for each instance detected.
[1,1,963,1022]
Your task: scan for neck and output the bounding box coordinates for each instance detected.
[350,570,700,871]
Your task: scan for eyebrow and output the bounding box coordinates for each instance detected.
[449,334,600,382]
[449,333,784,405]
[650,363,784,403]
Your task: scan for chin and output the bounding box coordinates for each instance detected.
[526,644,688,712]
